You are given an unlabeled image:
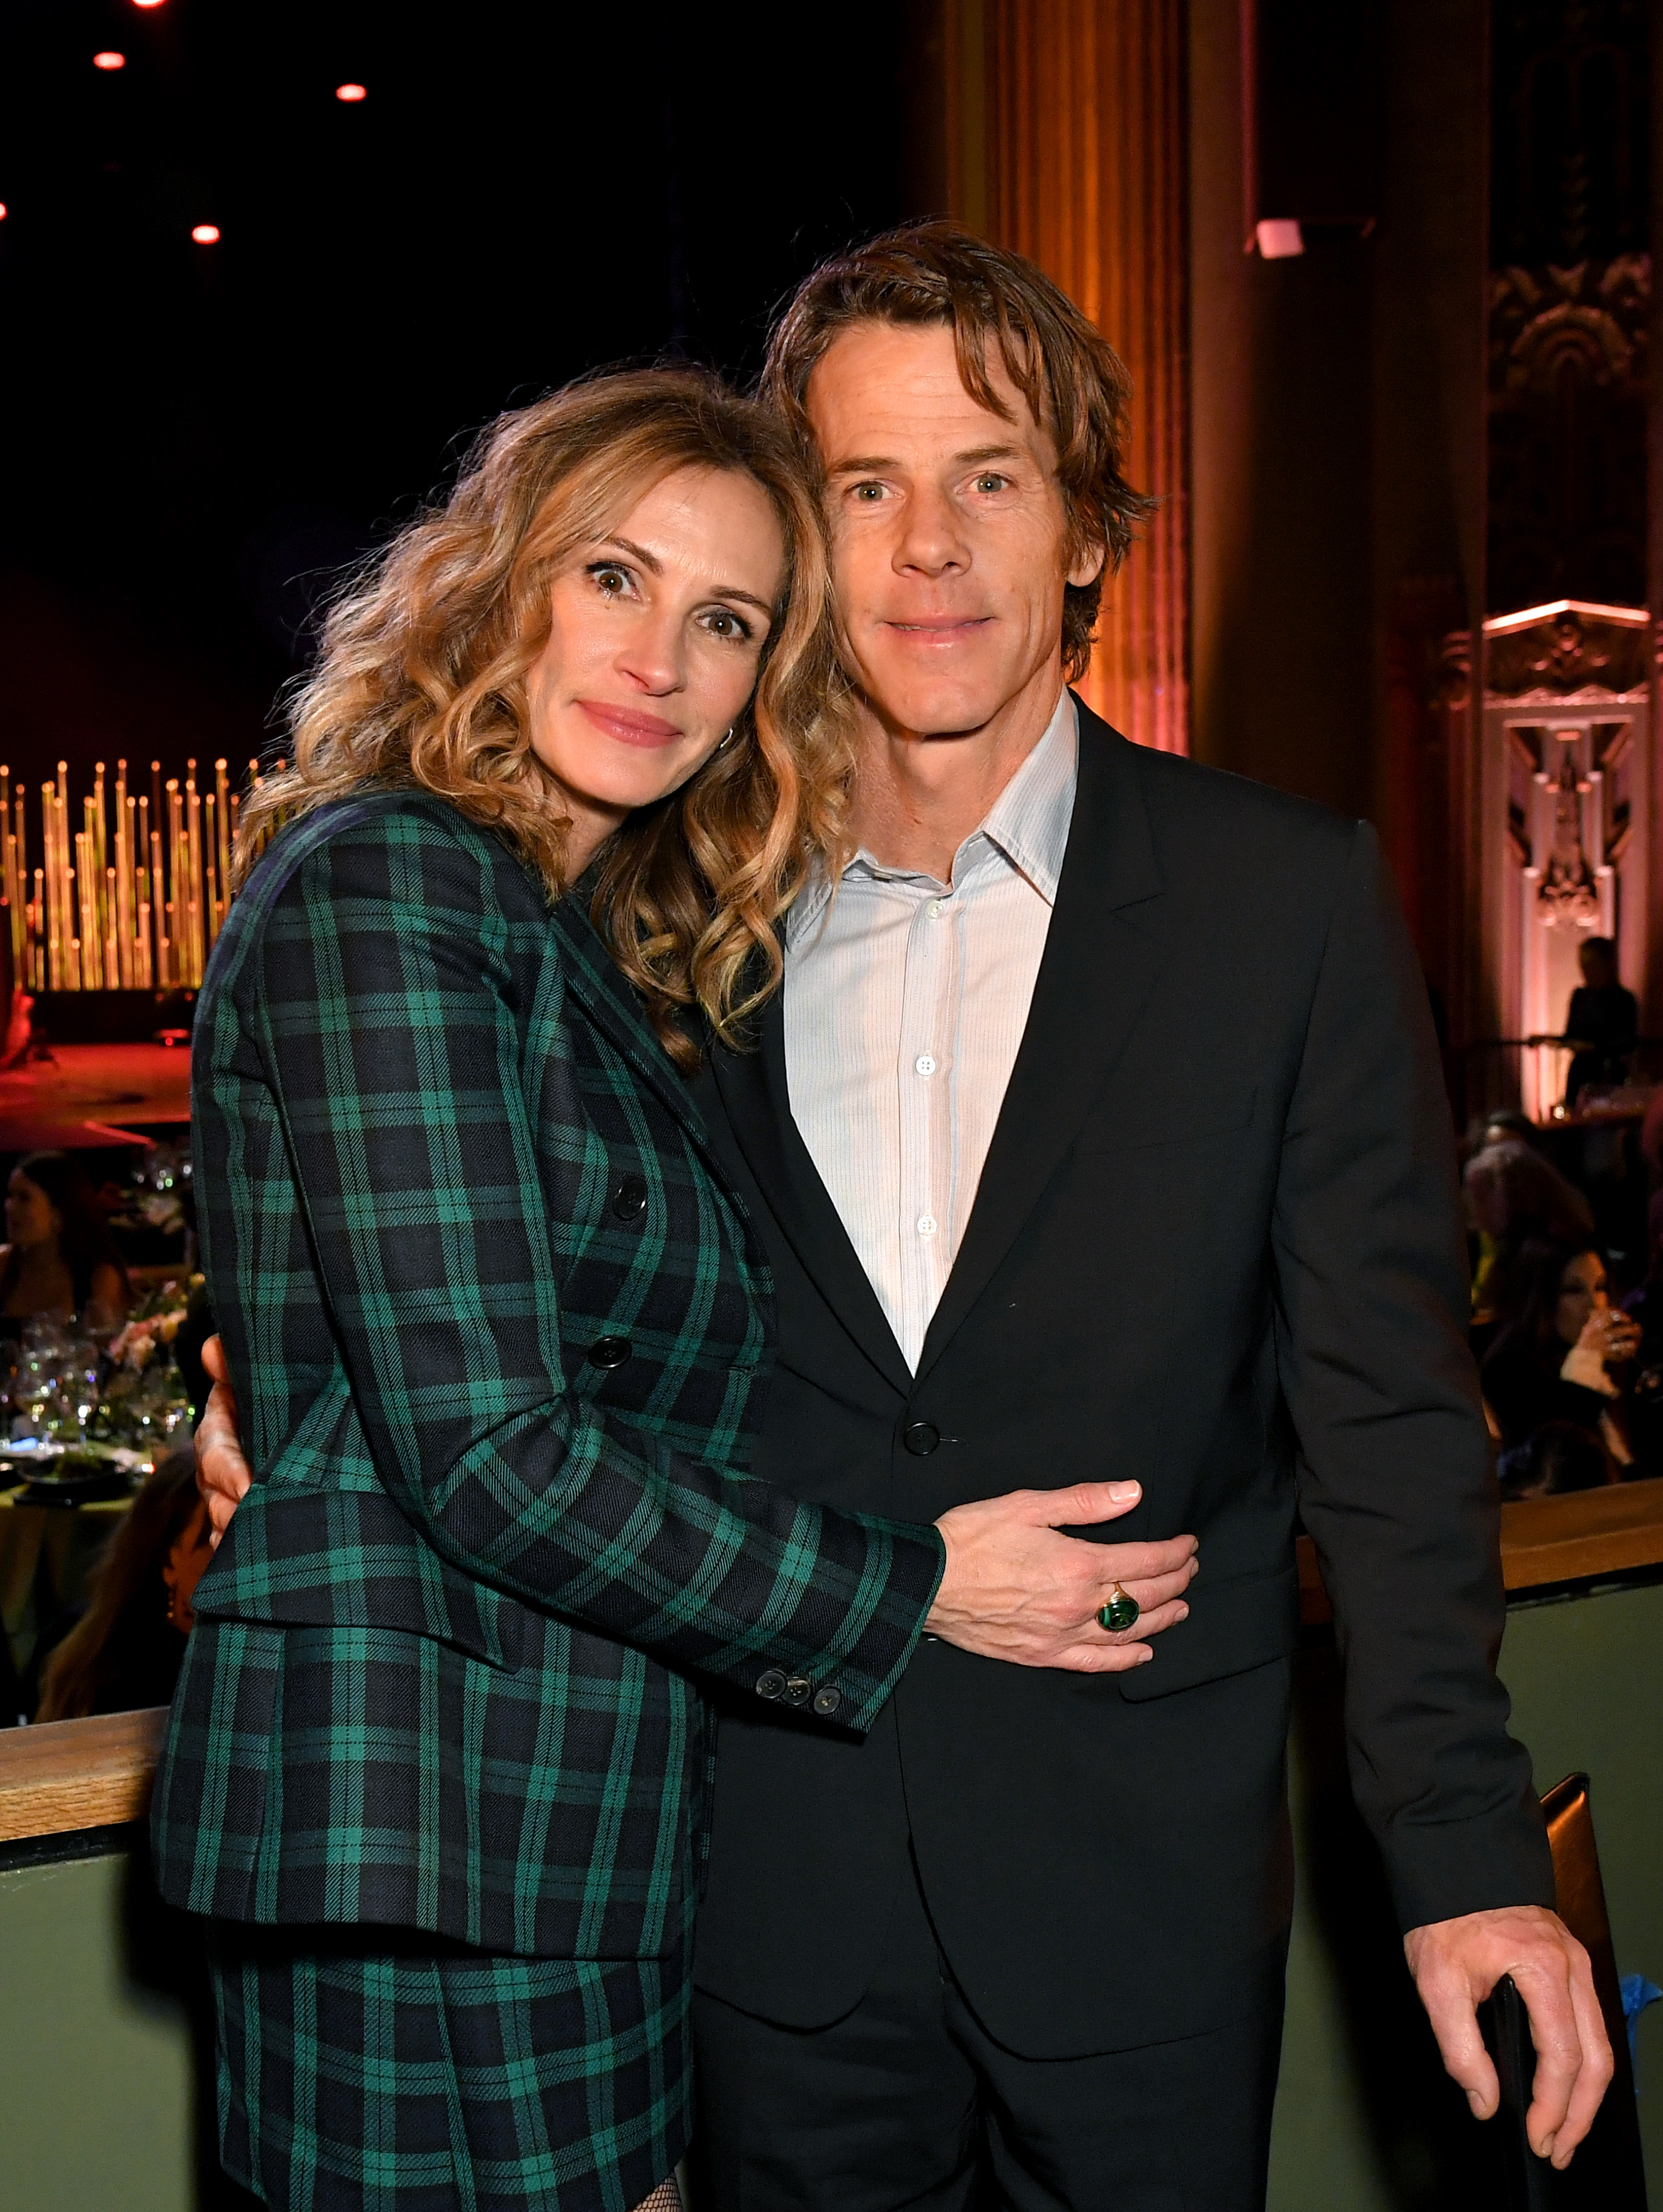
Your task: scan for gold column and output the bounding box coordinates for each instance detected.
[929,0,1190,751]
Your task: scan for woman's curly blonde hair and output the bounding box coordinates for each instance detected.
[234,368,857,1068]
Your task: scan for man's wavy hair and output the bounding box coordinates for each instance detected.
[760,222,1156,681]
[234,369,856,1069]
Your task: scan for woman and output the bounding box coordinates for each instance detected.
[0,1150,131,1341]
[150,371,1169,2212]
[1481,1239,1640,1473]
[35,1447,210,1719]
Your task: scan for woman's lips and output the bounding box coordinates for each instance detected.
[576,699,685,747]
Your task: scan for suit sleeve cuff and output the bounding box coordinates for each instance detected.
[1382,1803,1557,1933]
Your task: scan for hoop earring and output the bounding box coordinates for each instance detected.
[715,728,735,753]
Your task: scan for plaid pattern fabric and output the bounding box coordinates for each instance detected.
[209,1920,690,2211]
[153,795,943,1961]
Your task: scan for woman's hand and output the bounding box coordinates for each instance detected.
[194,1341,1200,1670]
[927,1481,1198,1673]
[1561,1306,1640,1392]
[196,1335,253,1550]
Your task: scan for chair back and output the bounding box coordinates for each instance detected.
[1488,1773,1649,2208]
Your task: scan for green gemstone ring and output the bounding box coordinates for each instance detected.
[1098,1585,1140,1633]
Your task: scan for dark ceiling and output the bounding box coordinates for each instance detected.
[0,0,907,781]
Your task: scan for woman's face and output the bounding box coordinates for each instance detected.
[524,465,786,871]
[1555,1250,1608,1345]
[5,1172,59,1251]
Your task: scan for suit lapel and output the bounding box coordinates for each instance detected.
[914,702,1168,1384]
[706,994,914,1399]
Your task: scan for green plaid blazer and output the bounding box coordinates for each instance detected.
[151,794,943,1959]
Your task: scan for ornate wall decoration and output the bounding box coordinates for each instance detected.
[1484,597,1652,699]
[1487,254,1650,611]
[1487,0,1649,616]
[1476,601,1649,1116]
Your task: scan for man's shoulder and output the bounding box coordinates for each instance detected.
[1076,707,1361,883]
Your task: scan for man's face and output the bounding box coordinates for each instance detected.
[805,321,1102,737]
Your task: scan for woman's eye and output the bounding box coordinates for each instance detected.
[702,608,752,643]
[589,564,631,595]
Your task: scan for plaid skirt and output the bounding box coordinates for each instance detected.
[208,1922,691,2212]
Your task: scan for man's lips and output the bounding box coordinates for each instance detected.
[575,698,685,747]
[881,616,994,644]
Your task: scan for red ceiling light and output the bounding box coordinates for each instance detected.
[334,83,367,102]
[0,205,8,222]
[93,51,127,70]
[191,223,221,244]
[132,1,166,8]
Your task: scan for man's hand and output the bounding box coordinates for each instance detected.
[1404,1905,1613,2167]
[196,1335,252,1551]
[928,1482,1197,1672]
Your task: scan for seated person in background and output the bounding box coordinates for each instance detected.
[1481,1240,1643,1477]
[0,1150,131,1343]
[1563,935,1638,1108]
[1497,1419,1615,1502]
[1463,1137,1594,1341]
[33,1449,210,1720]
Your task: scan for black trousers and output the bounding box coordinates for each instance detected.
[690,1853,1285,2212]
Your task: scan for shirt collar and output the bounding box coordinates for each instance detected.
[790,691,1078,940]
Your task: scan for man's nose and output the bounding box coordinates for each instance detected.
[893,487,969,577]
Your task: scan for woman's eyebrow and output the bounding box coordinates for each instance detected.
[597,535,772,616]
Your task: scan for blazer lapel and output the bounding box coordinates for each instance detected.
[706,994,914,1399]
[547,894,714,1152]
[914,702,1168,1385]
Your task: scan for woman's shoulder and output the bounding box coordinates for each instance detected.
[240,791,550,932]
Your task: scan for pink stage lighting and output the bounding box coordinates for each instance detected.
[191,223,221,244]
[0,206,8,222]
[133,1,166,8]
[93,51,128,70]
[334,83,367,102]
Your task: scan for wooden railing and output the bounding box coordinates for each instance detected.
[1298,1474,1663,1626]
[4,1484,1663,1847]
[0,1704,167,1844]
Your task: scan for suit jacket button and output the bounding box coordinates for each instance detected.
[756,1667,787,1700]
[612,1176,649,1220]
[782,1675,812,1707]
[902,1420,940,1456]
[588,1335,632,1369]
[811,1686,842,1718]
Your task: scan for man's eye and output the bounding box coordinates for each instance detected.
[975,474,1009,493]
[852,483,885,502]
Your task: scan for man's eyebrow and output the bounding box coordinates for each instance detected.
[825,442,1029,479]
[595,536,773,617]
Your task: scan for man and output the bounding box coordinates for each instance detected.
[678,226,1609,2208]
[201,226,1610,2209]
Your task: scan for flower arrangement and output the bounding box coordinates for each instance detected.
[108,1284,191,1372]
[90,1276,199,1449]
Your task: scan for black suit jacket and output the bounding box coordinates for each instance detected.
[690,701,1554,2059]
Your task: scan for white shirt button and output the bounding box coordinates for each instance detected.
[915,1054,936,1076]
[927,899,944,919]
[916,1213,938,1237]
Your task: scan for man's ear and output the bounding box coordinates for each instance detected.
[1066,534,1107,591]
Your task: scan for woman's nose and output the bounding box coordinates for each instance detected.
[617,611,684,694]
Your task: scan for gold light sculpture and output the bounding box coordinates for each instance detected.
[0,757,268,992]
